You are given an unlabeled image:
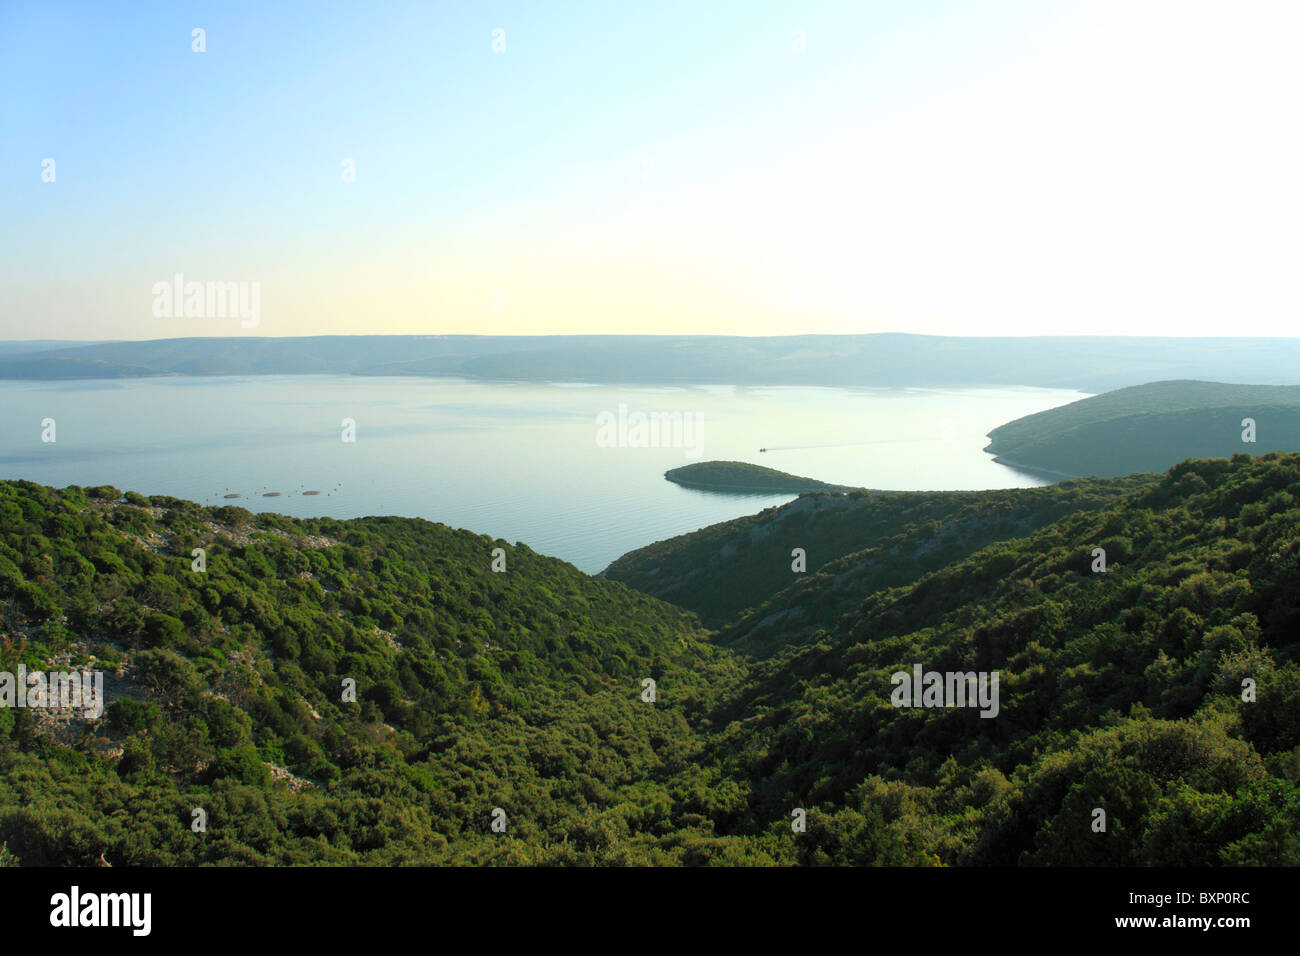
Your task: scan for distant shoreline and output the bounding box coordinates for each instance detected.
[987,455,1082,481]
[664,476,818,495]
[3,334,1299,392]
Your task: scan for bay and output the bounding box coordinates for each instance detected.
[0,376,1089,573]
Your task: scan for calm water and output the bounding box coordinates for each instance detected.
[0,377,1088,573]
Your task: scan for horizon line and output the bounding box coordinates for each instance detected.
[8,332,1300,344]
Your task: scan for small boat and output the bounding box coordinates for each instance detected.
[759,448,767,452]
[223,493,242,499]
[302,490,321,496]
[263,492,281,497]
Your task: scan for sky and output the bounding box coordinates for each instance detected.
[2,0,1298,340]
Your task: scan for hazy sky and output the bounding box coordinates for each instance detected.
[3,0,1298,340]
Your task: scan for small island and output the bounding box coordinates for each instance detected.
[664,460,857,494]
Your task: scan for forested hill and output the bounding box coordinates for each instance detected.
[0,482,733,864]
[699,452,1300,864]
[984,380,1300,477]
[603,476,1156,630]
[3,455,1300,865]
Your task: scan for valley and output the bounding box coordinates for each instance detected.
[3,451,1298,865]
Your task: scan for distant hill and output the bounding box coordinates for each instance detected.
[4,335,1300,391]
[0,341,103,356]
[664,461,855,494]
[985,381,1300,477]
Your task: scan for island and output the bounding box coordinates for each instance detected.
[664,460,857,494]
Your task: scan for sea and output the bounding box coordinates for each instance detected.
[0,376,1089,573]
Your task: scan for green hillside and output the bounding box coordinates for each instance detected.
[4,454,1300,865]
[985,381,1300,477]
[0,481,740,865]
[704,453,1300,865]
[604,477,1155,629]
[664,460,854,494]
